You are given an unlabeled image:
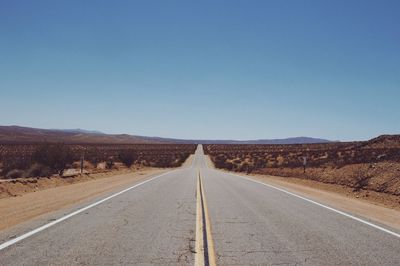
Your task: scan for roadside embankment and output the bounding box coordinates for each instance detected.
[0,167,153,199]
[254,161,400,209]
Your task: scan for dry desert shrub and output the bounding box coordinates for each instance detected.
[5,169,25,179]
[118,150,138,167]
[24,163,52,177]
[32,143,74,176]
[0,144,197,178]
[203,141,400,195]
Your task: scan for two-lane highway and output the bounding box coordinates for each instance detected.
[0,145,399,265]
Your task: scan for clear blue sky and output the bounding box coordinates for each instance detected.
[1,0,399,141]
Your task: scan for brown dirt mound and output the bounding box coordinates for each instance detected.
[256,162,400,196]
[0,168,147,199]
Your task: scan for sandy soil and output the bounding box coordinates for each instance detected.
[256,162,400,196]
[182,154,194,167]
[206,156,400,230]
[0,168,167,231]
[0,167,151,199]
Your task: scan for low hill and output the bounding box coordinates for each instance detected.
[0,126,164,144]
[189,137,332,144]
[0,125,332,144]
[364,135,400,148]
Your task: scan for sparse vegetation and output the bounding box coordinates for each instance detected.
[106,157,115,169]
[32,143,74,175]
[0,144,196,179]
[118,150,137,167]
[5,169,25,179]
[204,135,400,196]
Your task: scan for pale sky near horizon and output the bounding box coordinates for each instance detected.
[1,0,399,141]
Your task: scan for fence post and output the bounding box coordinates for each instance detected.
[80,152,84,174]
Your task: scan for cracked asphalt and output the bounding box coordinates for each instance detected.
[201,164,400,265]
[0,162,198,265]
[0,145,399,265]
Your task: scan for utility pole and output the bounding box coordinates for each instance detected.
[80,148,86,174]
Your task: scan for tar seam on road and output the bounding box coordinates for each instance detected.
[195,172,217,266]
[0,169,179,251]
[226,172,400,239]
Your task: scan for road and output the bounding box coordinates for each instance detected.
[0,145,399,265]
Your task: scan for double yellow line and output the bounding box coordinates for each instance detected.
[195,172,217,266]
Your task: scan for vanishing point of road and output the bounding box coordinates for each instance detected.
[0,145,399,265]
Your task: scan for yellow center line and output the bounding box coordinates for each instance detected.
[195,171,217,266]
[195,172,205,266]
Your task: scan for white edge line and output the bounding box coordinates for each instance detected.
[0,169,178,251]
[224,171,400,239]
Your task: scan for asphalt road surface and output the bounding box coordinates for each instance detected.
[0,145,399,265]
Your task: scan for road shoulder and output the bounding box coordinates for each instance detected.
[249,174,400,230]
[0,168,168,232]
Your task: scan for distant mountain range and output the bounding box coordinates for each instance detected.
[50,128,104,135]
[149,136,333,144]
[0,125,333,144]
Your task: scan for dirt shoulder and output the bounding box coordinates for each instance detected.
[0,167,168,231]
[182,154,194,167]
[0,154,195,200]
[206,156,400,231]
[249,174,400,230]
[0,167,155,199]
[255,162,400,196]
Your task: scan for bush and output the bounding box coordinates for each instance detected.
[1,156,32,176]
[220,161,234,170]
[24,163,52,177]
[254,158,266,169]
[6,169,24,179]
[32,143,74,175]
[214,154,228,168]
[85,147,101,166]
[106,157,114,169]
[118,150,137,167]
